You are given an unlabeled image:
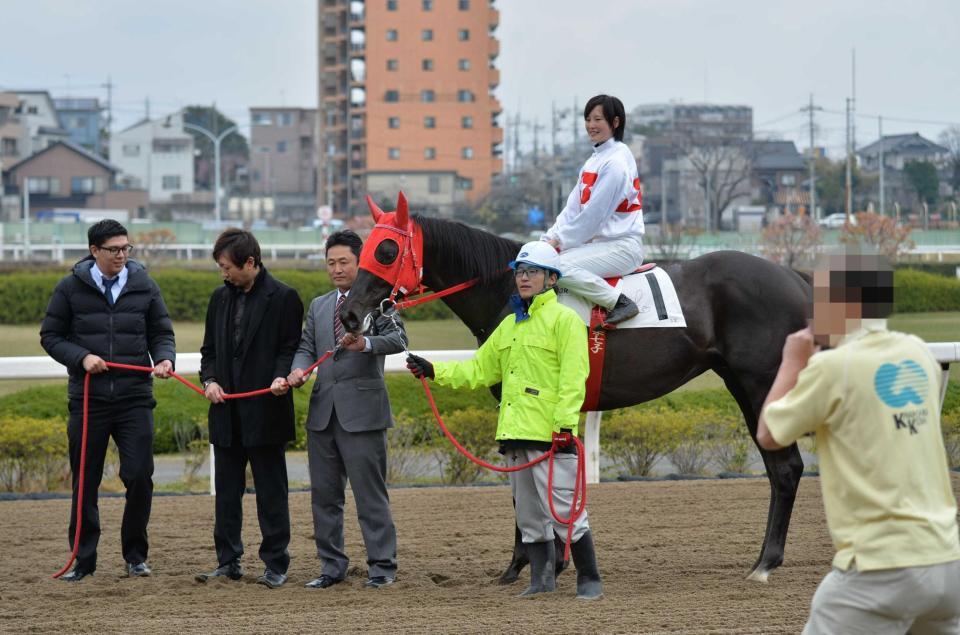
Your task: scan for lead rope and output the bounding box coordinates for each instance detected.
[52,351,334,579]
[379,307,588,561]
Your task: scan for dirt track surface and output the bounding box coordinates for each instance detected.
[2,476,956,634]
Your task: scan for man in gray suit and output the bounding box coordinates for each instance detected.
[287,230,407,590]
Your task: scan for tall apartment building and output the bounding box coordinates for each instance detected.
[318,0,502,217]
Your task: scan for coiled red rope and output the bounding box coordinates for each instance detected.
[52,351,333,579]
[418,376,587,561]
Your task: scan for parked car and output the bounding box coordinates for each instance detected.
[818,213,857,229]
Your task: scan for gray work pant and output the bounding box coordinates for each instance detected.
[506,447,589,544]
[803,560,960,635]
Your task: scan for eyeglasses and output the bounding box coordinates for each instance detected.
[514,267,544,279]
[99,245,134,256]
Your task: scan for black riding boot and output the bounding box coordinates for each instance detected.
[604,293,639,325]
[570,531,603,600]
[518,540,556,597]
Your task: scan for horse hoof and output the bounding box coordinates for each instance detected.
[499,569,521,585]
[746,567,771,583]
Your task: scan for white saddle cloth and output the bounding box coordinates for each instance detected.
[555,267,686,328]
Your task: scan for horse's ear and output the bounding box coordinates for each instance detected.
[396,191,409,226]
[366,195,383,222]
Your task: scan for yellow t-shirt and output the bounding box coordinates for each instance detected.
[765,320,960,571]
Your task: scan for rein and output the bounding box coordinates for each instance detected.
[52,352,334,579]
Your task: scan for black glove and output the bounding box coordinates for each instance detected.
[406,354,434,380]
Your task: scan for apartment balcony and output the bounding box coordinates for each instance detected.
[489,7,499,28]
[320,0,346,12]
[348,10,364,25]
[488,67,500,89]
[488,37,499,59]
[492,126,504,144]
[490,97,502,115]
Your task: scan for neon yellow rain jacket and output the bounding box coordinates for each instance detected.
[433,291,588,442]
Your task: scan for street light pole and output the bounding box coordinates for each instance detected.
[183,122,238,223]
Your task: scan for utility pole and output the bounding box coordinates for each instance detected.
[551,102,558,156]
[145,96,150,120]
[102,76,113,158]
[572,95,579,145]
[801,94,822,219]
[532,117,544,168]
[879,116,885,216]
[851,48,857,155]
[845,98,853,221]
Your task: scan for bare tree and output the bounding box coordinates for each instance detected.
[938,126,960,194]
[675,134,754,231]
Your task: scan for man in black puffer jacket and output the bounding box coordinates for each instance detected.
[40,220,176,582]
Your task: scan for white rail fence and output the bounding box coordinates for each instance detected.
[2,343,957,492]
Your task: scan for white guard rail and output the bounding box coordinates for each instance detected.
[1,344,957,490]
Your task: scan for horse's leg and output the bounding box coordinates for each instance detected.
[498,504,569,584]
[498,519,527,584]
[717,369,804,582]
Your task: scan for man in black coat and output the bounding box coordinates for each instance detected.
[195,228,304,589]
[40,219,176,581]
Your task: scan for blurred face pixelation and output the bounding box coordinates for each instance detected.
[811,252,893,348]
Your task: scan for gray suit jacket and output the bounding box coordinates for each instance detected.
[292,290,407,432]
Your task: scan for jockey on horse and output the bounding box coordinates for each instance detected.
[543,94,645,327]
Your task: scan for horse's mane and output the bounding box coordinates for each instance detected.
[414,214,521,284]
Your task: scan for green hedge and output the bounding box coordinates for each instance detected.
[894,269,960,313]
[7,264,956,326]
[0,267,454,325]
[1,379,955,457]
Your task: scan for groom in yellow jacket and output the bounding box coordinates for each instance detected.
[406,241,601,600]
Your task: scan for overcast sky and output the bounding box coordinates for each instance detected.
[3,0,959,159]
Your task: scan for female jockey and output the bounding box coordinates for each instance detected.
[542,94,644,326]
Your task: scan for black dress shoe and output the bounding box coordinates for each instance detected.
[363,575,395,589]
[603,293,639,326]
[195,561,243,582]
[60,567,93,582]
[126,562,152,577]
[257,568,287,589]
[304,574,343,589]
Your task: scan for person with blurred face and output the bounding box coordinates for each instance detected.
[406,241,601,600]
[196,228,303,589]
[40,219,176,581]
[541,94,645,327]
[757,249,960,633]
[287,230,407,590]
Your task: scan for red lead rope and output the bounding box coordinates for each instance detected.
[51,351,334,579]
[419,376,587,561]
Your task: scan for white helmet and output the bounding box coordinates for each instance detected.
[509,241,563,278]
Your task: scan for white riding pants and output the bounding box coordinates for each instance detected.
[557,235,644,309]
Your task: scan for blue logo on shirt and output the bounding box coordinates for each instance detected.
[874,360,928,408]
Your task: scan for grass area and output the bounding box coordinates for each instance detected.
[2,313,957,397]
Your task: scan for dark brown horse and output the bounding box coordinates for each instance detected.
[341,193,811,583]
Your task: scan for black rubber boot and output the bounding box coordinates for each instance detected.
[517,540,556,597]
[604,293,639,326]
[570,531,603,600]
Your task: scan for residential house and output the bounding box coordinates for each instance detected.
[109,112,195,203]
[0,92,26,172]
[750,140,809,215]
[13,90,70,156]
[54,97,103,155]
[2,140,148,221]
[857,133,952,210]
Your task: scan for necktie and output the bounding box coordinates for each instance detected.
[334,294,345,344]
[103,277,117,306]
